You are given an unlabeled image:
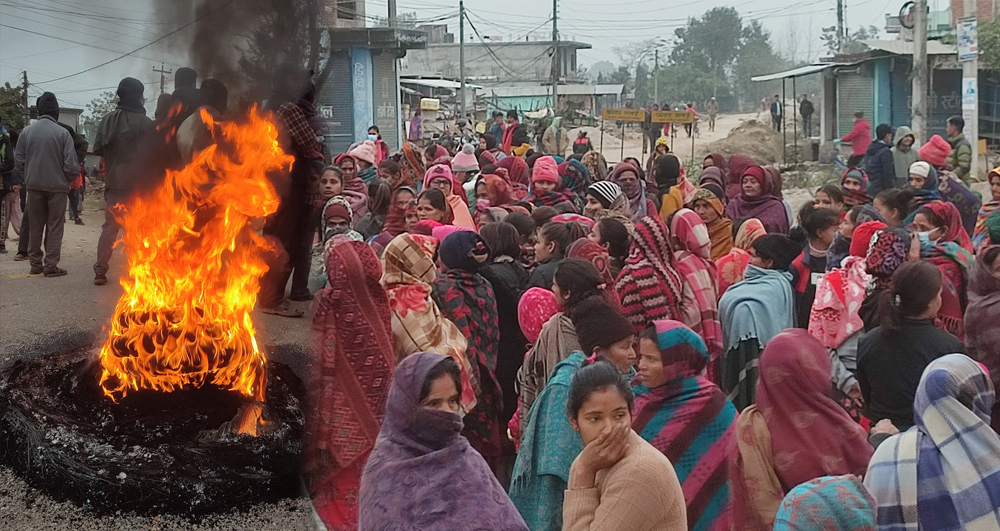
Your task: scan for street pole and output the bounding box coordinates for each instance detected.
[912,0,928,143]
[654,49,659,105]
[837,0,845,53]
[153,62,172,95]
[22,71,29,126]
[961,0,980,180]
[551,0,560,154]
[459,0,466,121]
[388,0,397,27]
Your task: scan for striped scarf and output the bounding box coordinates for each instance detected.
[615,216,686,333]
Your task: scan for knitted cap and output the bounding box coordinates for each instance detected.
[572,296,635,356]
[918,135,951,167]
[439,231,492,272]
[348,140,377,165]
[909,161,931,178]
[532,156,560,184]
[849,220,887,258]
[587,181,622,207]
[452,143,480,173]
[423,164,455,189]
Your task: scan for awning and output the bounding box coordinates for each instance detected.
[751,63,842,82]
[400,78,483,90]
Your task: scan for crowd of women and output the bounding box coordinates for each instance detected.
[298,120,1000,530]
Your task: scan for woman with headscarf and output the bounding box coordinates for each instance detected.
[359,352,528,530]
[380,234,477,408]
[698,166,727,192]
[965,245,1000,433]
[334,153,370,196]
[583,181,634,232]
[506,287,562,447]
[974,167,1000,252]
[615,216,700,334]
[903,161,940,221]
[353,179,392,240]
[633,321,738,531]
[826,205,885,271]
[865,354,1000,531]
[497,155,530,188]
[840,167,873,208]
[716,218,766,295]
[478,173,516,209]
[703,153,727,173]
[725,165,790,235]
[730,330,873,531]
[304,237,394,530]
[580,150,609,182]
[937,166,982,237]
[400,141,425,189]
[609,160,657,222]
[671,209,723,364]
[654,154,697,221]
[525,156,577,212]
[691,183,733,261]
[423,164,476,230]
[432,232,504,471]
[726,154,756,200]
[859,227,917,332]
[772,475,877,531]
[558,158,591,200]
[913,200,973,340]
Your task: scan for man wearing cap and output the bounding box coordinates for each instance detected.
[862,124,895,195]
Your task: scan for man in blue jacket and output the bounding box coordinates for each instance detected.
[862,124,895,195]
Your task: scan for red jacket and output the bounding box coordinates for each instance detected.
[841,119,872,156]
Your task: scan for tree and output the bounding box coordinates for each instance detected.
[981,18,1000,70]
[79,91,118,141]
[634,64,650,106]
[0,82,26,130]
[670,7,742,81]
[821,25,879,55]
[734,20,790,110]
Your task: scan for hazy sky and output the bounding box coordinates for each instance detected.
[0,0,905,114]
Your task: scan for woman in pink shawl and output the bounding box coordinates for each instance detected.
[424,164,476,230]
[724,165,790,235]
[670,208,723,379]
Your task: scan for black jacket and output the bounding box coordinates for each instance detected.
[480,259,530,424]
[799,99,814,117]
[510,123,531,148]
[861,140,895,194]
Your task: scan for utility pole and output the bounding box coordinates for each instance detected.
[654,49,659,104]
[551,0,560,154]
[912,0,928,143]
[459,0,466,121]
[153,62,172,95]
[836,0,845,52]
[961,0,980,180]
[22,71,29,126]
[388,0,396,27]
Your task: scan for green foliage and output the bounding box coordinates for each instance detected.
[79,91,118,141]
[820,25,879,55]
[981,18,1000,70]
[0,82,27,130]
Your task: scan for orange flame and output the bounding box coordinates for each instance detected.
[98,106,293,402]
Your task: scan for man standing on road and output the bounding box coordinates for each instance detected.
[706,97,719,132]
[840,111,872,167]
[770,95,782,132]
[13,92,78,278]
[799,95,814,137]
[862,124,895,196]
[641,104,653,156]
[92,78,154,286]
[945,115,973,183]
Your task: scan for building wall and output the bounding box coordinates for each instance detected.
[401,43,582,83]
[950,0,996,22]
[319,0,366,28]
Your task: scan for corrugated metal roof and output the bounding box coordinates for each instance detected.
[860,39,957,55]
[484,84,624,97]
[751,63,841,82]
[400,78,483,90]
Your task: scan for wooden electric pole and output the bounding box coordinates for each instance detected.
[459,0,466,120]
[912,0,928,142]
[153,62,172,95]
[551,0,560,153]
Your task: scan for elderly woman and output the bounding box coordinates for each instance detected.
[724,165,790,235]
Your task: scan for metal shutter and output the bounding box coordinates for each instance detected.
[836,68,874,138]
[372,51,400,149]
[929,70,961,140]
[317,51,354,155]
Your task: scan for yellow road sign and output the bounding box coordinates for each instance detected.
[652,111,696,123]
[601,108,645,122]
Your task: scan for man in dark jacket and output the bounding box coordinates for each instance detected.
[799,95,814,137]
[862,124,895,196]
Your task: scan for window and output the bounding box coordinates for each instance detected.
[337,0,356,20]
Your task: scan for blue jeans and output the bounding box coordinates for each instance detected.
[802,116,812,137]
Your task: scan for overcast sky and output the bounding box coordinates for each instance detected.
[0,0,909,114]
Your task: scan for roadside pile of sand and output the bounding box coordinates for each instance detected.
[702,119,780,163]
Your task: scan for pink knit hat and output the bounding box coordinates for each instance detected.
[531,155,560,184]
[423,164,455,189]
[918,135,952,167]
[348,140,376,165]
[451,143,480,173]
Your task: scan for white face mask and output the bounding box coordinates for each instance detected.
[316,135,325,143]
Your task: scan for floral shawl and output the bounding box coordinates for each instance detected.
[615,216,689,333]
[773,475,876,531]
[938,170,982,235]
[400,142,424,189]
[581,150,609,182]
[717,218,766,295]
[632,321,738,531]
[671,209,723,360]
[380,234,477,409]
[808,256,870,349]
[974,200,1000,252]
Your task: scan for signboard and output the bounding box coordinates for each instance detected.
[350,46,374,143]
[958,17,978,62]
[652,111,697,123]
[962,77,977,109]
[601,108,645,122]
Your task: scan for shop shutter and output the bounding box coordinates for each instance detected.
[372,51,400,149]
[837,69,874,138]
[317,51,354,155]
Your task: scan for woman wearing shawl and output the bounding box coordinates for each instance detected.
[423,164,476,230]
[609,160,657,222]
[507,288,562,447]
[859,227,916,331]
[913,201,973,340]
[581,150,609,182]
[567,239,615,292]
[335,153,372,197]
[558,158,591,200]
[633,321,738,531]
[698,166,727,191]
[903,161,941,222]
[726,154,756,200]
[359,352,528,530]
[718,234,799,411]
[964,245,1000,432]
[974,168,1000,251]
[347,141,379,185]
[653,154,697,221]
[773,475,877,531]
[305,238,394,530]
[731,330,873,531]
[380,234,477,409]
[526,156,577,211]
[932,161,983,235]
[400,141,425,186]
[479,173,516,209]
[717,218,766,295]
[498,155,530,187]
[583,181,634,233]
[725,165,790,235]
[703,153,727,172]
[354,179,392,240]
[691,183,733,262]
[827,205,885,272]
[615,216,700,334]
[671,209,723,366]
[865,354,1000,531]
[840,167,873,208]
[431,232,504,471]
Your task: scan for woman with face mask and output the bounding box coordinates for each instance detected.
[911,201,974,341]
[609,161,656,221]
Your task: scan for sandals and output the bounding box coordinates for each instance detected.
[261,305,304,318]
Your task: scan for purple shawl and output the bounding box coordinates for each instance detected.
[359,352,528,530]
[723,166,790,235]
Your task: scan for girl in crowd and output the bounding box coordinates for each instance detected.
[432,232,504,470]
[691,183,734,261]
[567,239,617,299]
[719,233,799,410]
[359,353,529,531]
[609,160,657,221]
[839,168,872,208]
[305,237,394,530]
[973,166,1000,251]
[563,360,687,531]
[354,179,392,240]
[347,140,378,185]
[633,321,738,531]
[527,221,577,290]
[859,227,919,332]
[717,218,766,294]
[507,288,562,447]
[730,330,872,531]
[654,154,689,220]
[913,201,974,340]
[903,161,940,223]
[866,355,1000,531]
[671,209,723,363]
[814,183,845,213]
[377,159,407,189]
[826,205,884,271]
[319,165,368,222]
[380,234,477,407]
[856,260,965,431]
[789,206,840,328]
[872,187,913,228]
[424,164,476,230]
[479,222,530,438]
[965,245,1000,431]
[703,152,727,172]
[559,158,592,200]
[583,181,632,231]
[511,297,638,531]
[415,188,449,224]
[505,211,537,267]
[588,218,630,279]
[724,165,790,235]
[527,156,576,211]
[772,476,876,531]
[517,259,603,420]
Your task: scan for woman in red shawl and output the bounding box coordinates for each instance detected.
[670,208,723,376]
[730,329,872,531]
[724,165,790,235]
[726,154,756,200]
[399,142,425,189]
[497,152,530,187]
[304,237,395,530]
[913,200,974,341]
